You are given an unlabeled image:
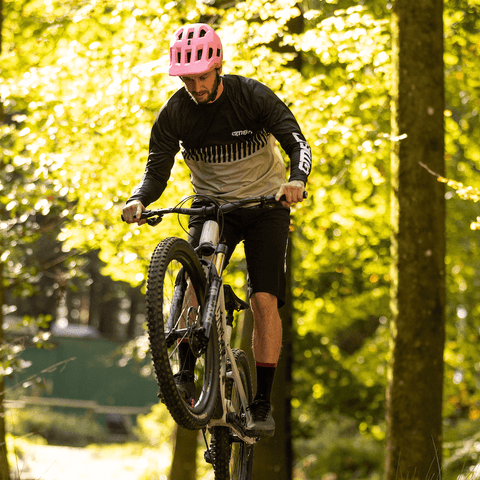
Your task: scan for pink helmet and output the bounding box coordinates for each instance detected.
[169,23,223,76]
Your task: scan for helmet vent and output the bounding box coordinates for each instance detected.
[197,49,203,61]
[199,28,207,38]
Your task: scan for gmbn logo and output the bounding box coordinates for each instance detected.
[232,130,253,137]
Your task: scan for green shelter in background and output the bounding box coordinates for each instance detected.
[6,324,158,436]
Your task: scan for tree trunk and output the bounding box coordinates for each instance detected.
[240,290,292,478]
[386,0,445,478]
[253,234,293,480]
[87,257,101,329]
[0,263,11,480]
[169,426,198,480]
[126,286,141,340]
[252,334,290,479]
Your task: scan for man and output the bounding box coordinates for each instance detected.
[123,23,312,438]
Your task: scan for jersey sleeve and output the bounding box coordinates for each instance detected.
[127,101,180,207]
[248,80,312,184]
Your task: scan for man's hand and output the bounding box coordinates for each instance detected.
[275,180,305,208]
[122,200,146,225]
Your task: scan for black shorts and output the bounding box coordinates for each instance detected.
[188,204,291,307]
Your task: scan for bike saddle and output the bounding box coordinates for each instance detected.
[224,284,250,312]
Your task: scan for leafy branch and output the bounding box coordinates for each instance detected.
[419,162,480,230]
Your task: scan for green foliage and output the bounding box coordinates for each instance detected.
[7,406,108,446]
[282,4,391,441]
[293,332,385,441]
[294,415,384,480]
[440,0,480,425]
[3,1,480,473]
[1,0,391,444]
[134,403,174,447]
[444,419,480,479]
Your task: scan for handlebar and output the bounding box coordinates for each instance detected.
[122,192,307,226]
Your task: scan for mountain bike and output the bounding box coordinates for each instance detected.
[131,193,304,479]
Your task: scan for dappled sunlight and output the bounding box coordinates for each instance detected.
[2,0,480,478]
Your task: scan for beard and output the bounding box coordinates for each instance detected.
[187,71,221,105]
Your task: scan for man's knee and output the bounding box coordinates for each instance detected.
[251,291,276,304]
[251,292,279,317]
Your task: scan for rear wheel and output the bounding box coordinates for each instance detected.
[212,349,254,479]
[146,237,219,430]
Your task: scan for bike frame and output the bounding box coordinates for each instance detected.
[204,240,256,444]
[140,193,304,443]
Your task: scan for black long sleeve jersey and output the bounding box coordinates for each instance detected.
[128,74,312,207]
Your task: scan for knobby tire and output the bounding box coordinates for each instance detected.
[146,237,220,430]
[212,349,254,479]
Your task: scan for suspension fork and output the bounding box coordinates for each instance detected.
[201,244,228,341]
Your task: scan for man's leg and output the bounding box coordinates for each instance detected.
[246,291,281,437]
[240,206,289,437]
[251,292,282,366]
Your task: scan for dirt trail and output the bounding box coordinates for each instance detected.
[12,443,169,480]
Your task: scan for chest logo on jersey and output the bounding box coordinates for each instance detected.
[232,130,253,137]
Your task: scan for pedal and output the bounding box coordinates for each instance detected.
[224,284,250,312]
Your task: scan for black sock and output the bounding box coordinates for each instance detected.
[254,364,276,403]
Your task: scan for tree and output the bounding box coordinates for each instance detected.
[385,0,445,478]
[0,265,9,480]
[169,427,197,480]
[251,236,294,479]
[0,5,11,475]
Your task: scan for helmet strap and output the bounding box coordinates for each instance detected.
[208,69,222,103]
[186,68,222,105]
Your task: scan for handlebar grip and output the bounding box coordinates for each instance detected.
[121,209,152,223]
[278,191,308,202]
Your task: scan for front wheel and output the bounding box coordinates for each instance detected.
[212,349,254,479]
[146,237,220,430]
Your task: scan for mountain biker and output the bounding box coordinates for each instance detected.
[122,23,312,438]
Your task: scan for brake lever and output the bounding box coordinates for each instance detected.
[146,215,163,226]
[121,209,157,224]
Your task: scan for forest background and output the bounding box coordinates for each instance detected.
[2,0,480,479]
